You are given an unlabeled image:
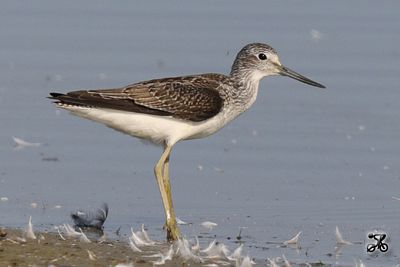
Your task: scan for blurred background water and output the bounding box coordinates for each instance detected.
[0,1,399,266]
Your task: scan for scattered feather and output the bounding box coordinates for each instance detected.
[152,245,174,265]
[201,240,229,260]
[282,254,291,267]
[201,239,217,254]
[87,249,97,261]
[355,259,366,267]
[129,225,155,247]
[392,196,400,201]
[114,264,135,267]
[283,231,302,245]
[176,217,190,225]
[228,244,243,261]
[1,197,8,202]
[310,29,323,41]
[25,216,37,240]
[56,228,66,240]
[200,221,218,231]
[130,228,147,247]
[267,258,279,267]
[78,228,91,243]
[139,224,155,244]
[176,238,203,263]
[189,236,199,251]
[63,224,82,237]
[335,226,352,245]
[12,136,41,150]
[383,165,390,170]
[60,223,91,242]
[238,256,254,267]
[128,237,142,252]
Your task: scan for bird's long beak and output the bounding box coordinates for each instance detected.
[277,65,326,88]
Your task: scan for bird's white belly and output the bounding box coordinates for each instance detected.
[58,105,234,146]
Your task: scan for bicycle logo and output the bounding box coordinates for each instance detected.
[367,233,388,253]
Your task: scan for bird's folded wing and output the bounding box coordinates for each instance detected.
[50,75,224,122]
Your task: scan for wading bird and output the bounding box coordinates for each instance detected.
[49,43,325,241]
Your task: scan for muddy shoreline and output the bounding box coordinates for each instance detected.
[0,227,172,267]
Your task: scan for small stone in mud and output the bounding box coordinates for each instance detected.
[0,228,7,238]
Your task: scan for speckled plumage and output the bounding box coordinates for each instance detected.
[50,74,227,122]
[50,43,282,126]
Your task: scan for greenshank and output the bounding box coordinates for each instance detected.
[49,43,325,241]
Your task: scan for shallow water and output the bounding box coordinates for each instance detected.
[0,1,399,266]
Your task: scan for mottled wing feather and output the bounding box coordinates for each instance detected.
[51,74,225,122]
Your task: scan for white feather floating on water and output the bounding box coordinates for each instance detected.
[12,136,41,150]
[140,224,155,245]
[26,216,37,240]
[176,217,190,225]
[282,254,291,267]
[237,256,254,267]
[267,257,280,267]
[355,259,366,267]
[283,231,302,245]
[176,238,203,263]
[130,228,147,246]
[130,226,154,247]
[200,221,218,231]
[203,242,230,260]
[201,239,217,254]
[129,225,156,247]
[200,239,232,260]
[151,245,174,265]
[228,244,243,261]
[335,226,353,245]
[128,237,142,252]
[191,236,200,253]
[310,29,323,41]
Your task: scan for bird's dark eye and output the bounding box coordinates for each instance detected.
[258,53,267,60]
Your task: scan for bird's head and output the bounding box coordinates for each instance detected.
[230,43,325,88]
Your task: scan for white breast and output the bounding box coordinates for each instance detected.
[57,103,238,146]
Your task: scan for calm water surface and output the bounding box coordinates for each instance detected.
[0,1,399,266]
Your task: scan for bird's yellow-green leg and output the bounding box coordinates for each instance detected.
[162,153,181,240]
[154,145,180,241]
